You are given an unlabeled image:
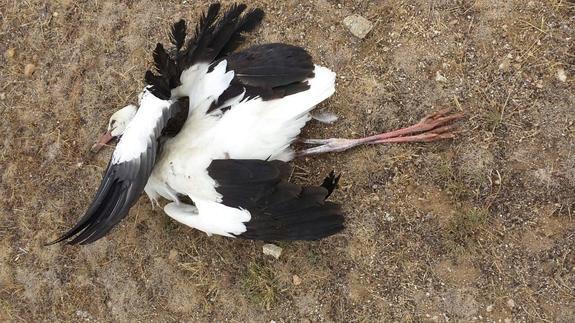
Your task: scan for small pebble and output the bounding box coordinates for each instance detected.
[292,275,302,286]
[343,14,373,39]
[263,243,282,259]
[0,93,5,100]
[499,59,511,71]
[506,299,515,309]
[435,71,447,82]
[24,63,36,78]
[557,68,567,82]
[5,48,15,60]
[168,249,179,262]
[486,304,494,312]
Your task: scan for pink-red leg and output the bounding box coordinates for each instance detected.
[296,109,464,157]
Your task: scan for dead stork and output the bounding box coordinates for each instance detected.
[50,3,462,245]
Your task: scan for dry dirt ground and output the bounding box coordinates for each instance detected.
[1,0,574,322]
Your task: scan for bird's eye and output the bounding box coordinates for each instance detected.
[110,120,117,128]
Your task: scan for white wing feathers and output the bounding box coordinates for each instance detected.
[171,60,235,112]
[112,91,172,164]
[210,65,336,161]
[164,200,251,237]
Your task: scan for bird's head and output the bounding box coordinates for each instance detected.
[90,104,138,153]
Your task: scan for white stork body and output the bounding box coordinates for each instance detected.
[144,64,336,236]
[52,3,461,245]
[145,64,335,201]
[52,4,344,244]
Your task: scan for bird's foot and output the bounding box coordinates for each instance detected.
[296,109,464,157]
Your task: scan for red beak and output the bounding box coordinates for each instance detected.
[90,131,114,153]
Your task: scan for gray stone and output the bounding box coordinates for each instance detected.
[343,14,373,39]
[263,243,283,259]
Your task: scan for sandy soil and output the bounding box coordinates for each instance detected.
[1,0,574,321]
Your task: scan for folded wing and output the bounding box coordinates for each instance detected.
[50,95,188,245]
[207,159,345,240]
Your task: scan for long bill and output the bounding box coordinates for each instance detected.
[90,131,114,153]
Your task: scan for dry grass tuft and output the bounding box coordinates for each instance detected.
[241,260,282,310]
[446,208,490,247]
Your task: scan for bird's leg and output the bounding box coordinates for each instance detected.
[296,109,464,157]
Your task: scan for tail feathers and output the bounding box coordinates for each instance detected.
[321,171,341,198]
[262,65,336,123]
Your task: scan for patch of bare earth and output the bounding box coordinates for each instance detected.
[1,0,573,321]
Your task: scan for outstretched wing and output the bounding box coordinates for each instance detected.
[50,94,188,245]
[207,159,345,240]
[146,3,265,100]
[145,4,315,115]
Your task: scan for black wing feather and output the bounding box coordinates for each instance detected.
[227,43,314,87]
[181,3,222,67]
[207,43,315,113]
[146,3,265,98]
[170,19,187,52]
[321,171,341,198]
[207,159,345,241]
[148,43,180,100]
[206,4,248,61]
[207,43,315,112]
[49,100,188,245]
[218,8,265,59]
